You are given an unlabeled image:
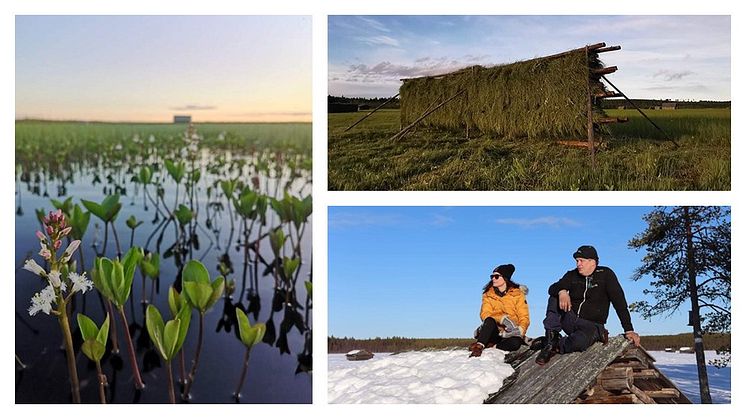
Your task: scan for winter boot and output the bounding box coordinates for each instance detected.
[529,336,546,351]
[535,330,560,365]
[469,341,485,357]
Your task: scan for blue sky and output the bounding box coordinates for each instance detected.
[16,16,311,122]
[329,15,731,100]
[328,206,726,339]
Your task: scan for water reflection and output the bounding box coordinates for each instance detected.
[15,124,312,403]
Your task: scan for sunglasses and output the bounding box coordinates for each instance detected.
[490,273,503,279]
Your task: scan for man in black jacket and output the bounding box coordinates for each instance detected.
[535,245,640,365]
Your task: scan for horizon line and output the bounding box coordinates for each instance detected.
[15,118,312,125]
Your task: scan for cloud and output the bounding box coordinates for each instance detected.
[357,16,390,33]
[494,216,582,228]
[233,111,311,117]
[430,214,454,226]
[170,104,217,111]
[355,35,400,47]
[329,212,403,228]
[653,70,694,81]
[342,56,494,84]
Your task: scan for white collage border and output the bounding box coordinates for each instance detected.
[2,0,739,416]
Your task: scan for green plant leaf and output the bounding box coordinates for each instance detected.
[182,260,210,285]
[81,199,105,221]
[145,305,167,360]
[175,305,191,352]
[96,314,110,346]
[269,228,286,256]
[168,287,183,317]
[111,260,127,307]
[283,257,300,281]
[77,313,99,342]
[92,257,116,302]
[69,204,90,240]
[305,281,312,299]
[173,204,193,225]
[162,319,181,360]
[206,276,225,309]
[139,166,152,185]
[81,340,106,362]
[235,308,254,347]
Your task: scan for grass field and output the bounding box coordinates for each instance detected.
[328,108,730,191]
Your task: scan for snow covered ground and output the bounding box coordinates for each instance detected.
[328,349,730,404]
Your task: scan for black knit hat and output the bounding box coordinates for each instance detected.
[573,245,599,262]
[492,264,515,281]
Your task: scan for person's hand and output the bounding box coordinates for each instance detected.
[625,331,640,347]
[558,289,572,311]
[499,317,522,338]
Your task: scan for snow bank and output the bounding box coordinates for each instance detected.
[328,348,514,403]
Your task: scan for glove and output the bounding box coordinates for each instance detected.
[500,317,522,338]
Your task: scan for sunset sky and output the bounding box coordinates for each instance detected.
[16,15,311,122]
[329,15,731,101]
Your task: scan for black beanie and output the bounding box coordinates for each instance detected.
[492,264,515,281]
[573,245,599,262]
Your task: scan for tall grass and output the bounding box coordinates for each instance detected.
[328,109,730,191]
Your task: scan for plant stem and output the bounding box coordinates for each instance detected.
[95,360,107,404]
[233,347,251,400]
[117,306,145,389]
[167,360,176,404]
[111,222,122,259]
[107,300,120,354]
[182,312,204,400]
[57,298,81,403]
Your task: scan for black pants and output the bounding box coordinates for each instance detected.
[476,317,524,352]
[542,296,605,354]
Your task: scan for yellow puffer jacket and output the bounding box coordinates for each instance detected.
[480,286,530,335]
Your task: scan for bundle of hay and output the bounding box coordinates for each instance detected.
[399,47,608,139]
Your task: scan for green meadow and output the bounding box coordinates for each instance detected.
[328,108,730,191]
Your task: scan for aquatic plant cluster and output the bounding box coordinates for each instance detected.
[15,122,312,403]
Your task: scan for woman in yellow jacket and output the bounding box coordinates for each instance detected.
[469,264,530,357]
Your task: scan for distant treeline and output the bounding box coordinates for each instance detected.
[327,96,730,111]
[328,333,730,353]
[601,99,731,109]
[328,95,400,109]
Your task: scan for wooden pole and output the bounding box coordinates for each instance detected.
[585,46,596,165]
[600,74,679,147]
[388,90,465,141]
[343,93,400,132]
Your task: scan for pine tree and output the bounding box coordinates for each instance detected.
[629,206,730,404]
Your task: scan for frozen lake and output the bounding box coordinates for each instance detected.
[328,349,730,404]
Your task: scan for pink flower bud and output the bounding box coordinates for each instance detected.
[36,231,45,241]
[54,240,62,250]
[39,248,52,260]
[60,227,72,237]
[46,226,54,235]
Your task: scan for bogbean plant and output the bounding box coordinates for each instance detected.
[92,247,146,389]
[23,209,94,403]
[145,304,191,403]
[233,308,266,400]
[180,260,224,400]
[20,124,312,403]
[77,313,110,403]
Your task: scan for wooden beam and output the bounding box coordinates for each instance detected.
[344,94,400,132]
[596,46,622,53]
[594,91,622,99]
[632,369,660,379]
[646,388,681,399]
[579,394,642,404]
[592,66,618,75]
[629,385,656,404]
[585,46,596,165]
[595,117,629,124]
[388,90,465,141]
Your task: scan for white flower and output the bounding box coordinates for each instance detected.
[48,270,62,288]
[29,285,56,316]
[69,272,93,294]
[23,259,46,277]
[60,240,81,264]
